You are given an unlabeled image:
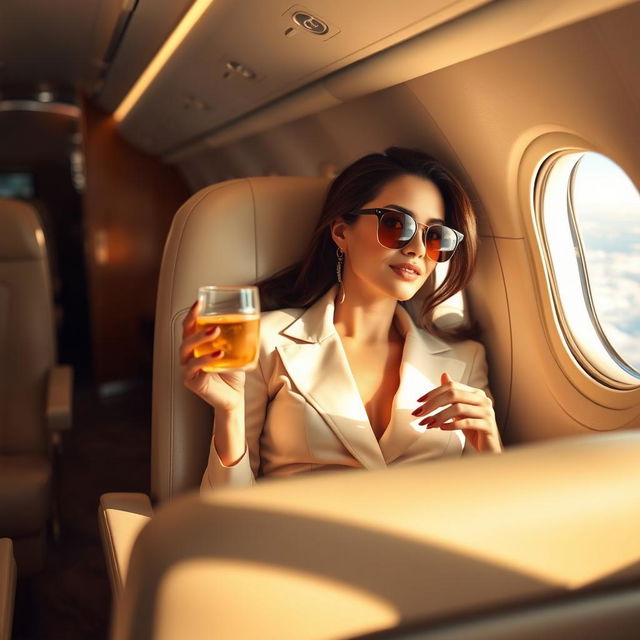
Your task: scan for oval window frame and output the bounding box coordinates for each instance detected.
[517,131,640,412]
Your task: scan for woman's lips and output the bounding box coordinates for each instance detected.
[390,264,421,281]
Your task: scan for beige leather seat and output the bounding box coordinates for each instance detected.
[0,538,16,640]
[0,199,73,576]
[99,176,329,596]
[111,433,640,640]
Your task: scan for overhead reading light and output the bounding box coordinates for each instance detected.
[36,85,55,103]
[113,0,217,123]
[292,12,329,35]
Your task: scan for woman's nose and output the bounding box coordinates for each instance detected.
[402,228,426,257]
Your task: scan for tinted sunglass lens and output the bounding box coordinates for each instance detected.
[378,211,415,248]
[426,225,458,262]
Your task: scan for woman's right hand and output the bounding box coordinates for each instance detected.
[180,300,246,412]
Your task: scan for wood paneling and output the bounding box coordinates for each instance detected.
[81,99,189,385]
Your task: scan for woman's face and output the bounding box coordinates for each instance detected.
[334,174,446,302]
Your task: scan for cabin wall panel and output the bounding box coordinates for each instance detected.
[466,235,512,440]
[81,100,189,385]
[494,238,639,441]
[176,85,457,189]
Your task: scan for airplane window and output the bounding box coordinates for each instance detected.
[536,151,640,388]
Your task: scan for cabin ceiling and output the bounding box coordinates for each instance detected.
[0,0,122,94]
[0,0,192,167]
[0,0,120,168]
[0,0,636,166]
[0,0,494,164]
[100,0,494,155]
[0,0,494,110]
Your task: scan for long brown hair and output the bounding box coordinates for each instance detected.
[259,147,478,340]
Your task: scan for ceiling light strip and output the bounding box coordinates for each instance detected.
[113,0,216,123]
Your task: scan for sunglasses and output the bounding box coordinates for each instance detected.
[348,208,464,263]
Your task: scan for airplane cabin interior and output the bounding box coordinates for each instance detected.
[0,0,639,638]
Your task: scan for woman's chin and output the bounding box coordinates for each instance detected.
[390,281,425,302]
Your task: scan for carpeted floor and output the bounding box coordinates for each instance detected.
[11,377,151,640]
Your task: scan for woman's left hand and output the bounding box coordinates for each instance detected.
[413,373,502,453]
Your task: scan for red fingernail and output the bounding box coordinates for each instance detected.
[411,408,421,416]
[211,350,222,358]
[417,393,428,402]
[205,327,216,335]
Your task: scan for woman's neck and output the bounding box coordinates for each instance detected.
[333,287,399,344]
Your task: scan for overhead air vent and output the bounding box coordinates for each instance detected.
[222,60,257,80]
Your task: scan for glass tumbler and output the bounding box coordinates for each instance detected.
[194,285,260,372]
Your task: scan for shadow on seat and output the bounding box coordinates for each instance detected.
[0,199,73,576]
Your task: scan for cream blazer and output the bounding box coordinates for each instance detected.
[202,286,491,489]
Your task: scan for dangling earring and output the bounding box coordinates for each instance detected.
[336,248,346,304]
[336,248,344,284]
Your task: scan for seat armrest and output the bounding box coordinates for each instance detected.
[99,493,153,599]
[0,538,16,640]
[47,364,73,433]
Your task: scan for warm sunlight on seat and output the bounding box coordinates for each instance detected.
[153,559,399,640]
[208,433,640,590]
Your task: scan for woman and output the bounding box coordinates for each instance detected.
[181,147,502,490]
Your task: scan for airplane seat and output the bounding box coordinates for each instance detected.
[25,199,63,330]
[110,433,640,640]
[0,199,73,576]
[100,175,330,597]
[0,538,16,640]
[150,176,332,501]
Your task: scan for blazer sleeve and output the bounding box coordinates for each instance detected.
[461,340,495,456]
[200,352,269,491]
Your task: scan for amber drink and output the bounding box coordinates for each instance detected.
[194,286,260,372]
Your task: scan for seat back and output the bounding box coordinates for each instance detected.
[151,176,329,502]
[0,199,55,455]
[114,433,640,640]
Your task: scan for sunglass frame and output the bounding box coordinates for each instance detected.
[347,208,464,262]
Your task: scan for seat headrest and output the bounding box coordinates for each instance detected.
[0,199,46,260]
[159,175,331,313]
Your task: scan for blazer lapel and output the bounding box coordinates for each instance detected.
[277,287,387,470]
[379,306,468,464]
